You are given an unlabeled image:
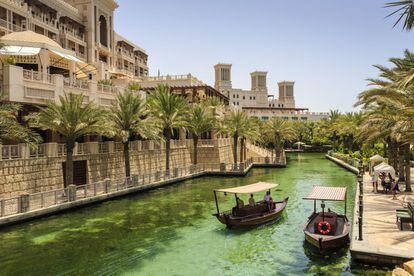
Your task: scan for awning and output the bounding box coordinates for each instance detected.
[215,182,278,194]
[303,186,347,201]
[50,49,82,63]
[0,31,96,78]
[0,31,63,52]
[0,46,40,56]
[374,162,396,178]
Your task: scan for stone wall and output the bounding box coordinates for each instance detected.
[0,147,193,199]
[0,140,269,199]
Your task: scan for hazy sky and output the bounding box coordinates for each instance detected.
[114,0,413,112]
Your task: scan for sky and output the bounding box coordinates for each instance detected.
[114,0,413,112]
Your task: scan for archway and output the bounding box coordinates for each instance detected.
[99,15,108,47]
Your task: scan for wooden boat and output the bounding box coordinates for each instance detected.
[303,186,350,252]
[213,182,289,228]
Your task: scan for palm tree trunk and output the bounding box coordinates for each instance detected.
[398,144,405,181]
[123,141,131,177]
[405,144,412,192]
[165,130,171,172]
[244,139,247,161]
[392,141,398,170]
[233,134,238,164]
[193,135,198,165]
[240,138,244,162]
[65,139,75,187]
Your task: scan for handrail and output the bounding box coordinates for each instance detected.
[0,156,284,219]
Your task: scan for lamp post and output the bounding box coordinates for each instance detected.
[357,159,364,194]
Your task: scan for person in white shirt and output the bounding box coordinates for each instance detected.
[371,173,378,193]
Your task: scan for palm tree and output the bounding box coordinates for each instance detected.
[356,56,414,191]
[0,92,41,147]
[386,1,414,31]
[238,117,260,162]
[108,90,159,177]
[187,103,216,164]
[147,84,189,172]
[31,93,106,186]
[222,110,249,164]
[264,118,296,160]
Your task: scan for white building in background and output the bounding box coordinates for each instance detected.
[214,63,328,122]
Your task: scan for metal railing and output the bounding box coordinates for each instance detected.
[0,155,287,219]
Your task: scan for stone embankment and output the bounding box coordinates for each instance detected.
[327,153,414,267]
[392,259,414,275]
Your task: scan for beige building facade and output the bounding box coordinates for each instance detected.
[214,63,328,122]
[0,0,148,81]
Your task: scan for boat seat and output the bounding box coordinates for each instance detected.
[233,203,270,217]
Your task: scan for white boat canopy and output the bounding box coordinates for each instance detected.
[215,182,278,194]
[303,186,347,201]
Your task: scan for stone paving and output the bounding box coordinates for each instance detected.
[351,169,414,263]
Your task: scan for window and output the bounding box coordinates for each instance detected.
[243,96,245,100]
[301,117,308,121]
[292,117,298,121]
[237,94,239,98]
[261,116,269,121]
[253,96,255,100]
[233,94,235,98]
[269,104,271,107]
[282,116,289,120]
[249,96,252,100]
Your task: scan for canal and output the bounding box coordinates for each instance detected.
[0,153,389,275]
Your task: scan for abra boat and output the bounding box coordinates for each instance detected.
[213,182,288,228]
[303,186,350,252]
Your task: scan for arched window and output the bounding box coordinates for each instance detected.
[99,15,108,47]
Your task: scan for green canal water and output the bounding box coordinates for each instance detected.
[0,153,390,275]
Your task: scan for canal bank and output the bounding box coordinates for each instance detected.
[0,157,286,228]
[326,154,414,267]
[0,153,388,275]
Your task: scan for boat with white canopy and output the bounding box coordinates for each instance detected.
[213,182,288,228]
[303,186,350,252]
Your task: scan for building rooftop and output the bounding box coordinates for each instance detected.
[114,33,146,54]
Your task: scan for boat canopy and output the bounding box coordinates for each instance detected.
[303,186,347,201]
[215,182,278,194]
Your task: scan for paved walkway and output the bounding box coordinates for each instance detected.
[351,169,414,263]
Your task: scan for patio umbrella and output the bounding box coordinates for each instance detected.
[373,162,396,179]
[293,141,306,150]
[369,154,385,174]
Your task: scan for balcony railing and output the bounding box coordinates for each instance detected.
[63,78,88,90]
[97,84,118,94]
[0,139,234,160]
[23,70,54,84]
